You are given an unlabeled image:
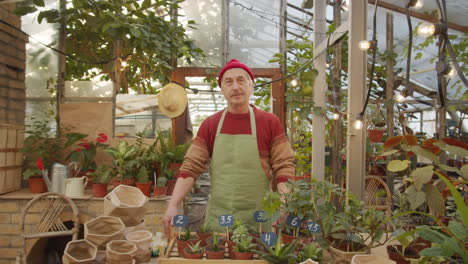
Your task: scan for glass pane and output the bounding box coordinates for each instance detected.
[64,81,113,98]
[179,0,223,67]
[229,0,280,68]
[115,94,171,138]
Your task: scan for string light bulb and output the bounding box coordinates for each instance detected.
[121,61,128,68]
[408,0,424,9]
[446,68,457,78]
[332,112,340,120]
[396,88,409,103]
[354,115,363,130]
[358,40,377,51]
[417,23,436,37]
[289,78,298,87]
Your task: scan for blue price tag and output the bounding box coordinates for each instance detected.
[260,232,277,247]
[254,211,267,223]
[218,214,234,227]
[346,232,352,241]
[306,221,321,233]
[173,215,187,227]
[286,215,301,228]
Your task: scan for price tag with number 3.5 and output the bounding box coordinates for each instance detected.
[219,214,234,227]
[173,215,187,227]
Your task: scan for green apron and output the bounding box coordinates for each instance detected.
[205,107,271,232]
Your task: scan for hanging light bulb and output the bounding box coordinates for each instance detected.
[354,118,363,130]
[417,23,436,37]
[289,78,298,87]
[121,61,128,68]
[332,112,340,120]
[396,93,406,103]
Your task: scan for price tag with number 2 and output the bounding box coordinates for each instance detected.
[173,215,187,227]
[219,214,234,227]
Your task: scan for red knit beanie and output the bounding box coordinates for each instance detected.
[218,59,254,87]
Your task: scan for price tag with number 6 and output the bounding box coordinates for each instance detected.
[254,211,267,223]
[173,215,187,227]
[286,215,301,228]
[306,221,321,233]
[260,232,277,247]
[219,214,234,227]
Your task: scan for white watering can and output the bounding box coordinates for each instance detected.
[64,176,88,197]
[45,162,81,194]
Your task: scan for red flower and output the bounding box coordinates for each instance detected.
[79,142,91,150]
[36,158,44,171]
[75,148,82,152]
[96,133,108,143]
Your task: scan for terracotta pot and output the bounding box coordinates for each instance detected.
[176,238,199,258]
[92,183,108,198]
[205,246,225,259]
[153,186,167,197]
[196,232,211,247]
[386,245,420,264]
[226,240,236,259]
[367,129,385,143]
[28,176,47,194]
[135,181,152,197]
[166,179,177,196]
[232,251,254,260]
[293,175,311,182]
[121,178,135,186]
[183,248,203,259]
[281,232,297,244]
[169,163,182,175]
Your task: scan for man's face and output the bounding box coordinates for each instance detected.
[220,68,254,107]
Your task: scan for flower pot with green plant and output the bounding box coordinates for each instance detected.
[21,118,86,192]
[176,227,199,258]
[153,176,167,197]
[135,167,152,197]
[255,235,300,264]
[232,235,256,260]
[205,232,225,259]
[296,242,323,263]
[366,104,386,143]
[196,222,212,246]
[89,165,114,197]
[67,133,108,187]
[183,241,204,259]
[23,158,48,193]
[105,140,137,186]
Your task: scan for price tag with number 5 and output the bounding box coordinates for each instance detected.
[306,221,321,233]
[173,215,187,227]
[219,214,234,227]
[260,232,277,247]
[286,215,301,228]
[254,211,267,223]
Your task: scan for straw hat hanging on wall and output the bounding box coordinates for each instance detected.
[158,83,188,118]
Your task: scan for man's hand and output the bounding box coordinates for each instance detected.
[163,206,178,240]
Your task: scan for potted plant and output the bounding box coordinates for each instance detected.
[22,158,48,193]
[184,241,204,259]
[176,227,199,258]
[105,140,137,186]
[366,104,386,143]
[135,167,152,197]
[255,236,300,264]
[296,242,323,264]
[89,165,113,197]
[232,235,256,260]
[153,176,167,197]
[205,232,225,259]
[196,222,212,246]
[67,133,108,187]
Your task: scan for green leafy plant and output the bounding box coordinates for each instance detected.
[255,236,299,264]
[179,227,197,241]
[135,166,149,183]
[199,222,211,233]
[207,232,222,252]
[186,241,203,254]
[155,128,190,179]
[105,141,137,181]
[88,165,114,184]
[297,242,323,263]
[233,235,256,253]
[156,176,167,187]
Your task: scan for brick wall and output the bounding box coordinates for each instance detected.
[0,197,168,263]
[0,2,27,125]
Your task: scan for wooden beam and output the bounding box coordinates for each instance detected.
[315,21,349,55]
[385,12,395,196]
[346,0,367,200]
[368,0,468,33]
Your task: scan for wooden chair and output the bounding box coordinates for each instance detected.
[364,176,392,218]
[17,192,80,264]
